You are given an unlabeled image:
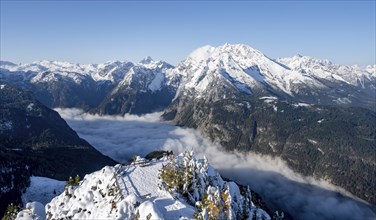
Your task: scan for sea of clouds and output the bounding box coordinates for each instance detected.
[56,108,376,219]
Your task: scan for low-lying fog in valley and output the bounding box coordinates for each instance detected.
[56,108,376,219]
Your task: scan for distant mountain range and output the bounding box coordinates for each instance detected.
[1,43,375,207]
[0,57,178,114]
[1,44,374,113]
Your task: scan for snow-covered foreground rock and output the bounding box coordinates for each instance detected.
[45,157,191,219]
[21,152,270,220]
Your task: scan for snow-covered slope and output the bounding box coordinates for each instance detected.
[277,55,375,88]
[2,60,96,75]
[172,44,319,98]
[22,177,65,205]
[19,152,271,220]
[0,58,173,87]
[92,58,177,115]
[1,43,374,111]
[115,57,174,92]
[45,158,192,219]
[169,44,375,109]
[92,61,134,83]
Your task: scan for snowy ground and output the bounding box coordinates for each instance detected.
[45,159,195,219]
[22,176,65,205]
[116,160,195,218]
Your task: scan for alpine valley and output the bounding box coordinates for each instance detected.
[1,44,375,219]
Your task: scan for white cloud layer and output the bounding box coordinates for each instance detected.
[56,108,376,219]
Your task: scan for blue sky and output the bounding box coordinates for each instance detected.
[1,1,375,65]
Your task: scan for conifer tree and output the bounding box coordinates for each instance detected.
[74,175,80,185]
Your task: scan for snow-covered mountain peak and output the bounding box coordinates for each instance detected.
[177,43,292,97]
[277,55,333,71]
[97,60,135,71]
[116,60,173,92]
[217,43,264,56]
[2,60,97,75]
[139,60,161,69]
[94,61,134,83]
[139,56,154,65]
[277,55,375,88]
[99,60,123,66]
[186,44,266,65]
[138,58,174,71]
[96,60,130,69]
[187,45,216,63]
[173,43,375,104]
[366,65,376,76]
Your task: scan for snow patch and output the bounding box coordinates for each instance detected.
[333,97,352,104]
[259,96,278,100]
[148,72,164,92]
[26,103,34,112]
[268,142,277,152]
[293,103,312,108]
[318,148,324,155]
[308,139,318,145]
[22,176,65,205]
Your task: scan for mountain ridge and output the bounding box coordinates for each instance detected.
[170,44,375,110]
[1,43,375,111]
[0,58,176,113]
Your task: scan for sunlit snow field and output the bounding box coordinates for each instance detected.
[56,108,376,219]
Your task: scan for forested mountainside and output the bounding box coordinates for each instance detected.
[0,83,116,216]
[163,96,376,205]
